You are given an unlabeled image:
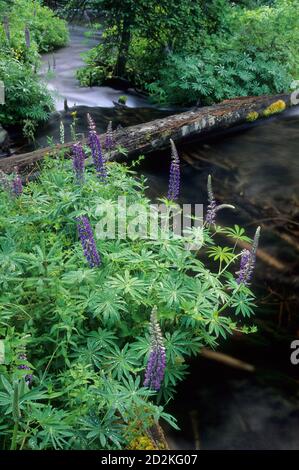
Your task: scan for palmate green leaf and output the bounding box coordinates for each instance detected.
[157,275,194,308]
[121,247,158,268]
[223,225,252,243]
[47,191,79,219]
[87,328,117,349]
[0,377,48,415]
[129,336,151,362]
[61,269,98,285]
[165,331,201,362]
[31,406,74,450]
[118,375,155,407]
[152,406,180,431]
[71,338,105,369]
[0,239,28,273]
[231,293,256,318]
[99,240,133,259]
[179,310,201,329]
[208,246,235,263]
[107,270,148,302]
[94,375,138,421]
[206,315,232,339]
[158,242,192,270]
[194,275,229,305]
[19,388,49,406]
[197,326,219,349]
[101,344,140,380]
[164,362,189,387]
[88,289,128,325]
[80,412,124,449]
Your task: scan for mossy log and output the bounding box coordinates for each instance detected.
[0,93,294,172]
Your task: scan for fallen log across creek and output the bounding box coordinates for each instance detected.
[0,93,295,172]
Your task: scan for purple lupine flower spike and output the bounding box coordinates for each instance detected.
[205,175,235,224]
[87,113,107,181]
[25,27,30,48]
[77,216,101,268]
[144,306,166,391]
[72,142,85,183]
[167,139,180,201]
[104,121,114,150]
[205,175,217,224]
[236,226,261,285]
[12,167,23,197]
[18,352,33,386]
[3,16,10,42]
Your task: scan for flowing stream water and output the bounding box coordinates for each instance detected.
[10,25,299,449]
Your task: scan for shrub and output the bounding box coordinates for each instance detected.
[0,0,68,129]
[8,0,69,53]
[0,137,257,449]
[147,0,298,105]
[147,49,292,105]
[77,0,297,105]
[76,31,166,89]
[230,0,299,79]
[76,43,113,86]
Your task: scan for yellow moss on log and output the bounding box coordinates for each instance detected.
[127,436,157,450]
[263,100,286,117]
[246,111,259,122]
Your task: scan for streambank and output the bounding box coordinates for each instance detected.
[3,24,175,157]
[1,22,298,451]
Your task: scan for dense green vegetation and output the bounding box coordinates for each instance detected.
[0,2,268,451]
[1,0,296,130]
[0,137,257,449]
[0,0,69,132]
[76,0,298,105]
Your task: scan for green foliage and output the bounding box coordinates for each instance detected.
[148,0,298,104]
[6,0,69,53]
[0,145,257,449]
[0,0,68,129]
[118,95,128,104]
[148,48,292,105]
[0,56,53,128]
[76,0,205,86]
[76,42,115,86]
[230,0,299,78]
[77,0,297,104]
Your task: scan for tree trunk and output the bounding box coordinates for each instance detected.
[0,93,294,173]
